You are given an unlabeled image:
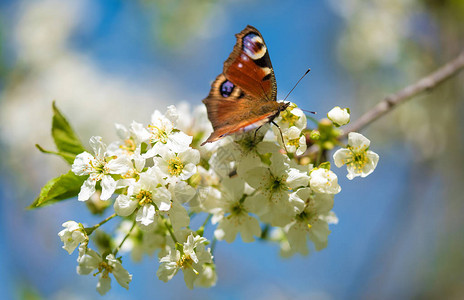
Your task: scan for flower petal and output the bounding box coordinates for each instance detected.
[78,178,96,201]
[114,195,138,216]
[100,175,116,200]
[106,254,132,289]
[96,275,111,295]
[333,148,351,167]
[136,204,157,229]
[348,132,370,148]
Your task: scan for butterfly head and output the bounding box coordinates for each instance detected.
[275,101,291,117]
[280,102,291,112]
[267,101,291,124]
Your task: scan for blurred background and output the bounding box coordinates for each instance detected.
[0,0,463,299]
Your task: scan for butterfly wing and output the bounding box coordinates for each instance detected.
[202,25,283,145]
[223,25,277,103]
[202,75,281,144]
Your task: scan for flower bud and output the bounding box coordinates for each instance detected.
[327,106,350,126]
[309,130,320,140]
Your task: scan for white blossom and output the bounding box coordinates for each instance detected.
[245,153,308,226]
[167,201,190,231]
[195,263,217,288]
[189,185,222,214]
[212,177,261,243]
[155,148,200,184]
[274,102,307,131]
[333,132,379,179]
[286,188,334,255]
[157,233,213,289]
[175,102,213,138]
[76,245,132,295]
[72,136,131,201]
[209,126,280,179]
[58,221,86,254]
[114,166,172,231]
[327,106,350,126]
[275,126,307,155]
[145,106,192,155]
[169,180,196,204]
[107,121,149,157]
[309,168,341,194]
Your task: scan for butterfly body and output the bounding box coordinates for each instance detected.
[201,25,289,145]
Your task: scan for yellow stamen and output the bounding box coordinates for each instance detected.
[168,157,184,176]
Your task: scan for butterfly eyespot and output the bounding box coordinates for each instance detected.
[243,33,267,60]
[220,80,235,97]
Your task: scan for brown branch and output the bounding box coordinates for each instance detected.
[302,50,464,158]
[341,49,464,138]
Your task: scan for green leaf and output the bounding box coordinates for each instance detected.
[51,101,86,163]
[29,171,86,209]
[35,144,79,164]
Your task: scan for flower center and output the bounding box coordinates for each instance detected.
[280,109,298,126]
[120,138,136,154]
[237,134,258,151]
[122,168,139,179]
[230,202,244,216]
[88,159,108,181]
[271,175,286,192]
[90,159,106,174]
[149,125,169,144]
[295,203,317,229]
[96,261,113,278]
[168,157,184,176]
[287,137,300,147]
[178,254,195,270]
[346,147,369,173]
[134,189,153,206]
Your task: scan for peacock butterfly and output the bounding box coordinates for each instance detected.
[201,25,290,146]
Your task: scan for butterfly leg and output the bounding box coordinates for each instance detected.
[271,121,288,153]
[253,126,263,142]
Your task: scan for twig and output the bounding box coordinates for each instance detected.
[342,50,464,137]
[114,220,136,256]
[196,213,212,236]
[85,213,117,235]
[161,215,178,244]
[302,50,464,158]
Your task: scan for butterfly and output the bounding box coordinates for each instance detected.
[201,25,290,146]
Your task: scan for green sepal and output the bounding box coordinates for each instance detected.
[51,101,86,164]
[318,161,331,170]
[29,171,86,209]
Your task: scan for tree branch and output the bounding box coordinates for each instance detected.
[342,49,464,137]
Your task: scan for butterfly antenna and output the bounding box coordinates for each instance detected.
[283,68,311,102]
[301,109,317,115]
[271,121,288,153]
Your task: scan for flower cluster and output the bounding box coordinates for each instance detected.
[46,102,379,294]
[272,102,308,155]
